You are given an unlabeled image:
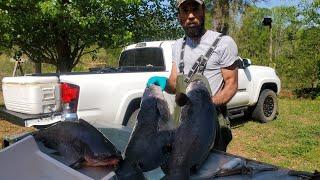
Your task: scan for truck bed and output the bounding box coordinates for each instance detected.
[0,124,315,180]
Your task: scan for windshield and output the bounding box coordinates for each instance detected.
[119,47,165,68]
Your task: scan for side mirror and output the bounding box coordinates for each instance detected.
[242,58,251,68]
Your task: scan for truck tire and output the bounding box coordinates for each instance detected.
[251,89,278,123]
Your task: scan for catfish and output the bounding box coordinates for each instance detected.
[33,119,122,169]
[116,85,174,179]
[165,80,218,179]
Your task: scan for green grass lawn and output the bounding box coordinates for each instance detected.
[228,98,320,172]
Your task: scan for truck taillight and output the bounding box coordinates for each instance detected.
[60,83,79,113]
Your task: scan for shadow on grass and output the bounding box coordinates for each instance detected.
[230,115,256,129]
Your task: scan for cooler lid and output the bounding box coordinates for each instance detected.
[2,76,59,84]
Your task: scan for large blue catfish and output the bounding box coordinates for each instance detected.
[33,119,122,169]
[165,80,218,179]
[116,85,174,179]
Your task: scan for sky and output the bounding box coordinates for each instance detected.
[256,0,301,8]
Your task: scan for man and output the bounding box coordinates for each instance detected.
[147,0,238,151]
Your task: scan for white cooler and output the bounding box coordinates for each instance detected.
[2,76,61,114]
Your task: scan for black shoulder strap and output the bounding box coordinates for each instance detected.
[179,36,187,74]
[182,33,224,83]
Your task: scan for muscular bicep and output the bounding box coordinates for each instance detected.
[212,63,238,105]
[221,63,238,95]
[166,62,178,94]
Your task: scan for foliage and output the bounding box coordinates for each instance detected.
[271,1,320,89]
[299,0,320,27]
[234,7,270,65]
[293,87,320,99]
[288,0,320,89]
[0,0,181,72]
[129,0,183,42]
[0,0,138,72]
[231,2,320,90]
[210,0,268,34]
[211,0,319,90]
[292,27,320,88]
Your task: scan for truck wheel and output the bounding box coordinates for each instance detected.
[126,109,140,128]
[251,89,278,123]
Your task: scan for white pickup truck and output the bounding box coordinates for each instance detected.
[1,40,281,128]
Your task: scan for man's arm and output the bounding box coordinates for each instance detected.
[212,63,238,106]
[165,62,178,94]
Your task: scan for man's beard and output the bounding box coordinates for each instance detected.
[183,22,205,38]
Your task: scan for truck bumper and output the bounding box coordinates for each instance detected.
[0,105,63,127]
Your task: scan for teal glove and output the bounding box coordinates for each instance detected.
[147,76,168,91]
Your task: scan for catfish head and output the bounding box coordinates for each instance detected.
[142,85,172,127]
[175,80,212,107]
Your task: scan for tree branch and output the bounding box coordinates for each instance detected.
[71,38,80,61]
[72,44,86,68]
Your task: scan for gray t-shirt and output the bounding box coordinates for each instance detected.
[172,30,238,96]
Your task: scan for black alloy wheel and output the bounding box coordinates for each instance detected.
[251,89,278,123]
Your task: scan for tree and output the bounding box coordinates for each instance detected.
[292,0,320,88]
[128,0,182,42]
[0,0,136,72]
[235,7,270,65]
[287,27,320,88]
[211,0,268,34]
[270,6,302,89]
[299,0,320,27]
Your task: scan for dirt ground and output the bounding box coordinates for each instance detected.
[0,117,35,148]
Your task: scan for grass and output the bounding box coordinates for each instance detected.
[0,117,35,149]
[228,98,320,172]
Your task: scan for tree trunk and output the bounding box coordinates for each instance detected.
[57,60,73,73]
[56,32,73,73]
[34,62,42,74]
[212,0,230,35]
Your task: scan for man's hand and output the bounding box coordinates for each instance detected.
[147,76,168,91]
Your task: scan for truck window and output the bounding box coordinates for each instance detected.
[119,48,165,68]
